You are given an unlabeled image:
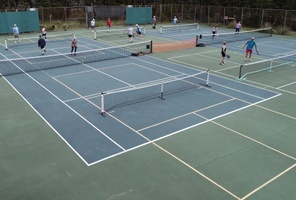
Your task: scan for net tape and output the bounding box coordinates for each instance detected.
[5,32,75,50]
[196,27,272,46]
[94,26,145,39]
[100,70,210,114]
[160,23,200,34]
[239,52,296,80]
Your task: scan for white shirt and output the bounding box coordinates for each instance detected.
[91,20,95,26]
[127,27,133,35]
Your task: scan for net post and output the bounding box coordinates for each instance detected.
[94,30,97,40]
[195,35,198,47]
[150,40,153,53]
[100,92,106,116]
[196,23,199,30]
[238,64,243,80]
[160,26,163,34]
[206,69,210,86]
[268,60,273,72]
[4,39,8,50]
[160,82,165,100]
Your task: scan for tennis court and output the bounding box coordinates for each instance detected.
[1,24,296,200]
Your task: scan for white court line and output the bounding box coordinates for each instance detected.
[137,98,236,132]
[241,164,296,199]
[94,101,241,199]
[277,80,296,89]
[167,53,296,95]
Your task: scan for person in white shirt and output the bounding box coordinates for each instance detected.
[127,25,134,42]
[41,25,47,41]
[173,16,177,25]
[90,19,95,32]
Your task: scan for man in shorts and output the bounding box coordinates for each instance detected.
[127,25,134,42]
[13,24,20,43]
[242,37,258,61]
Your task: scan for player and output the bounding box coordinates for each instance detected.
[152,16,157,29]
[41,25,47,41]
[90,19,95,32]
[71,37,77,55]
[212,25,218,39]
[242,37,258,61]
[235,21,242,35]
[173,16,178,25]
[12,24,20,43]
[220,41,227,65]
[38,35,46,55]
[106,18,112,32]
[127,25,134,42]
[135,24,142,39]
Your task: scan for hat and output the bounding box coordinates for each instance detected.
[251,37,255,40]
[223,41,226,44]
[135,24,138,26]
[14,24,16,26]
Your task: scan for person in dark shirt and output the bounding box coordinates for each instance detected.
[38,35,46,55]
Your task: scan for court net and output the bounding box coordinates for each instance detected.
[238,52,296,80]
[0,40,152,76]
[4,32,75,50]
[160,23,200,34]
[196,27,272,46]
[93,26,145,39]
[100,70,210,114]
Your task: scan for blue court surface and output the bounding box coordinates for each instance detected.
[1,34,280,166]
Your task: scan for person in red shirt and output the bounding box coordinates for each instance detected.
[106,18,112,32]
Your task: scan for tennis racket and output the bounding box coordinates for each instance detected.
[256,50,259,55]
[226,54,230,59]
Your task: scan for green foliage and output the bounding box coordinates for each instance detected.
[273,26,290,35]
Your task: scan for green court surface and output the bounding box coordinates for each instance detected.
[0,26,296,200]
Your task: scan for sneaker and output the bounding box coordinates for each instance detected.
[220,63,222,65]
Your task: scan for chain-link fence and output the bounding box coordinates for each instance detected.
[4,5,295,33]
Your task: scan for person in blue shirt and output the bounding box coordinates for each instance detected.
[242,37,258,61]
[135,24,142,39]
[12,24,20,43]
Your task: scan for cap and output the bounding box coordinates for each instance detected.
[251,37,255,40]
[223,41,226,44]
[135,24,138,26]
[14,24,16,26]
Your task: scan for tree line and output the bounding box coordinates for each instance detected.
[2,0,296,10]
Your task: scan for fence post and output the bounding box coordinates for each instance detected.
[170,5,172,23]
[223,7,225,25]
[208,6,210,26]
[194,5,196,23]
[64,7,66,22]
[182,4,183,21]
[241,7,244,25]
[283,10,287,29]
[261,9,264,28]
